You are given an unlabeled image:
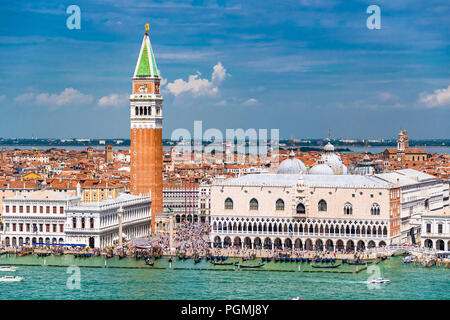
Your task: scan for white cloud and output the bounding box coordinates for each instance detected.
[419,85,450,108]
[14,92,35,103]
[98,93,128,108]
[242,98,259,106]
[14,88,93,108]
[215,100,227,106]
[165,62,229,97]
[212,62,228,84]
[378,92,397,102]
[166,73,218,97]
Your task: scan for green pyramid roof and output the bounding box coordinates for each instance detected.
[134,32,159,78]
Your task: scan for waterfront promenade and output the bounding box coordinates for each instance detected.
[0,222,443,266]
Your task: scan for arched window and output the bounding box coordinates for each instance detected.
[140,106,143,115]
[344,203,352,215]
[249,198,259,210]
[370,203,380,215]
[143,107,147,115]
[224,198,233,210]
[135,106,138,116]
[318,199,327,212]
[276,199,285,211]
[296,203,305,214]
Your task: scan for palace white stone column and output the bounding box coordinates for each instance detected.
[118,205,124,247]
[169,214,174,253]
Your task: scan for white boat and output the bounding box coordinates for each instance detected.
[367,278,390,284]
[0,266,17,272]
[291,296,302,300]
[0,276,24,282]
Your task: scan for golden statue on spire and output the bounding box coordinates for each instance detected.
[145,24,149,34]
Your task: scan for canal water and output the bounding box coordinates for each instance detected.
[0,255,448,300]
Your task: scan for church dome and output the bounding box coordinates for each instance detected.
[309,163,334,175]
[321,153,347,175]
[323,142,335,152]
[278,150,307,174]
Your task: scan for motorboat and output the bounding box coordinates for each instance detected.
[0,266,17,272]
[0,276,24,282]
[367,278,390,284]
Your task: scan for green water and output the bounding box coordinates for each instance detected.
[0,255,448,300]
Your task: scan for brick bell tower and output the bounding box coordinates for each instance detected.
[130,24,163,232]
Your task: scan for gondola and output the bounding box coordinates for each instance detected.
[381,256,388,261]
[274,257,280,262]
[266,257,272,262]
[342,259,348,264]
[290,258,296,262]
[280,257,286,262]
[237,263,264,269]
[194,258,202,264]
[221,256,229,261]
[311,264,341,269]
[145,259,154,266]
[168,257,173,263]
[296,257,302,262]
[210,261,237,266]
[261,257,266,262]
[315,258,322,263]
[347,260,373,266]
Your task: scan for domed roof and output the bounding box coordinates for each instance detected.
[309,163,334,175]
[320,153,348,175]
[323,142,335,152]
[278,150,307,174]
[321,153,341,166]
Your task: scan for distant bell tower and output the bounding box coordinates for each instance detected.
[397,129,409,152]
[130,24,163,232]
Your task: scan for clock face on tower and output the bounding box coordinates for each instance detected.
[139,84,148,93]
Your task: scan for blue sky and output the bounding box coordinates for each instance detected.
[0,0,449,139]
